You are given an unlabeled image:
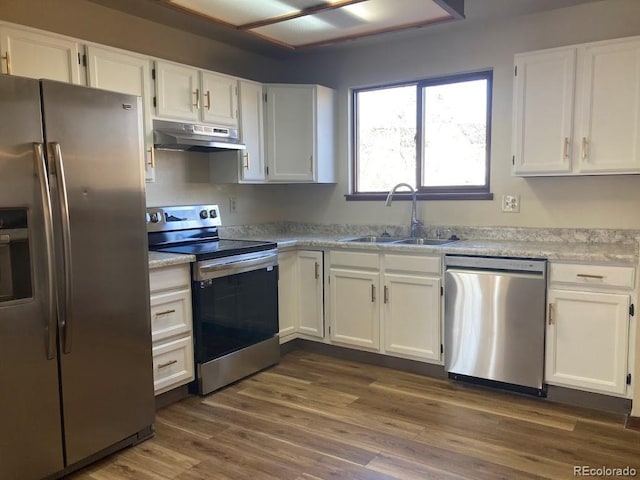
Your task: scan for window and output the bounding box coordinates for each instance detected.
[351,71,493,200]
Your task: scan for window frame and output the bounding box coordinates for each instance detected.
[348,70,494,201]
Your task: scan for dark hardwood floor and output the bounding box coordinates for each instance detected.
[69,350,640,479]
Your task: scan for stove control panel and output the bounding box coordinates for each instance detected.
[146,205,222,232]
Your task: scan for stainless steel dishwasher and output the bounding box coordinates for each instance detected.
[444,255,547,395]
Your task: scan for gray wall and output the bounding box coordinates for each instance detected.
[275,0,640,229]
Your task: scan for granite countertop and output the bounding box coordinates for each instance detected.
[148,251,195,269]
[218,233,637,264]
[147,232,638,267]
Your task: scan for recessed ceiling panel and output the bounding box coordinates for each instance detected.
[253,0,452,47]
[165,0,462,49]
[169,0,332,25]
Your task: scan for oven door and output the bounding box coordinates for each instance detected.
[192,265,279,364]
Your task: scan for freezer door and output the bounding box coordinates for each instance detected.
[41,80,154,465]
[0,75,64,479]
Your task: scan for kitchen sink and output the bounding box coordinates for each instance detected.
[340,236,458,246]
[393,238,458,246]
[341,235,404,243]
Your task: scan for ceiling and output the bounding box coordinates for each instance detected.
[87,0,604,57]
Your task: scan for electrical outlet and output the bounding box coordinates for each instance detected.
[502,194,520,213]
[229,196,237,213]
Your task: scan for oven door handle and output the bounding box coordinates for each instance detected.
[196,253,277,281]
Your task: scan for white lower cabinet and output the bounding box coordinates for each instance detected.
[383,273,441,362]
[328,250,442,362]
[149,263,194,395]
[278,250,324,342]
[278,250,298,340]
[546,262,635,396]
[330,267,380,349]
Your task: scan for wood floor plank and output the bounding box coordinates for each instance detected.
[68,350,640,480]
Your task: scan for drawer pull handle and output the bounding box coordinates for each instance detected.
[548,303,554,325]
[576,274,604,280]
[193,89,200,108]
[155,309,176,317]
[158,359,178,369]
[384,285,389,304]
[314,262,320,279]
[2,51,11,75]
[371,284,376,303]
[563,137,569,159]
[581,137,588,161]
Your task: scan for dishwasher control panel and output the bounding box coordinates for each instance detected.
[444,255,547,274]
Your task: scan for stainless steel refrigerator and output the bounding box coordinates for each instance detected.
[0,74,155,479]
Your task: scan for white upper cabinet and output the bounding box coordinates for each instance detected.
[0,25,82,84]
[513,35,640,176]
[86,45,155,182]
[154,61,239,127]
[154,61,200,122]
[201,71,238,126]
[512,48,576,175]
[576,38,640,173]
[264,84,335,183]
[238,80,265,182]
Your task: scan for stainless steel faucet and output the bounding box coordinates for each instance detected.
[385,183,422,238]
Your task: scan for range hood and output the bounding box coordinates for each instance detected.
[153,119,245,152]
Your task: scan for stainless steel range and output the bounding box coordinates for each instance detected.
[147,205,280,395]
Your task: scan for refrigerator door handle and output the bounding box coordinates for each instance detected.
[51,142,73,354]
[34,143,58,360]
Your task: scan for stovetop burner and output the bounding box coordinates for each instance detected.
[146,204,276,260]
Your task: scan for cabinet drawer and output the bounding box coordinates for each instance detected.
[150,288,192,342]
[330,250,379,270]
[149,264,191,293]
[152,336,194,395]
[384,254,440,275]
[550,263,635,289]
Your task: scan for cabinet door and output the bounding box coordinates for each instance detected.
[201,71,238,126]
[383,273,441,362]
[512,48,575,175]
[238,80,265,182]
[265,85,315,182]
[0,25,82,83]
[155,61,199,121]
[546,289,630,395]
[329,268,379,350]
[278,251,298,341]
[576,39,640,173]
[298,251,324,338]
[86,46,155,181]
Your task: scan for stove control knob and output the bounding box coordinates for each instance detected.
[199,209,209,219]
[149,212,160,223]
[209,209,218,219]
